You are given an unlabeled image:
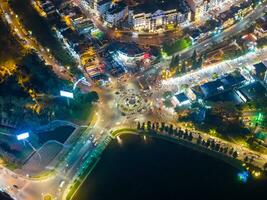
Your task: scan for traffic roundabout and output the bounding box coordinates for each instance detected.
[117,89,147,115]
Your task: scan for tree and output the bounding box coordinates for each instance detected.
[169,124,174,135]
[174,55,180,67]
[188,132,193,141]
[215,143,220,151]
[191,50,198,69]
[206,140,211,147]
[257,37,267,48]
[152,123,155,130]
[197,54,203,68]
[232,151,238,158]
[160,122,165,131]
[141,122,145,130]
[174,128,178,135]
[210,140,215,149]
[170,55,180,71]
[197,135,202,144]
[163,91,173,99]
[164,125,169,132]
[147,121,151,130]
[181,62,186,73]
[137,121,141,130]
[169,56,176,70]
[229,148,234,155]
[156,122,159,130]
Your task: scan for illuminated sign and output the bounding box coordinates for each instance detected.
[17,132,30,141]
[60,90,74,99]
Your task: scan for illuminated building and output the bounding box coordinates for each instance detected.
[252,62,267,84]
[171,93,191,107]
[96,0,112,15]
[186,0,229,21]
[110,42,147,67]
[105,1,128,26]
[129,0,191,31]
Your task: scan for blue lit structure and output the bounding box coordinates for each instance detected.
[237,171,249,183]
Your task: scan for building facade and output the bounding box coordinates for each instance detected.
[105,2,128,25]
[129,0,191,31]
[186,0,228,21]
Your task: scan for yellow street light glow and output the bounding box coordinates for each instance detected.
[254,172,261,177]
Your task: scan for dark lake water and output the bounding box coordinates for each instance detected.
[73,135,267,200]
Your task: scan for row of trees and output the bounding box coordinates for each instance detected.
[169,50,205,77]
[137,121,239,159]
[191,50,205,70]
[162,38,192,56]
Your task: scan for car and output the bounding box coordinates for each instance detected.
[59,181,65,188]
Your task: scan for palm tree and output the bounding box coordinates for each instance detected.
[137,122,141,130]
[156,122,159,130]
[147,121,151,130]
[232,151,238,159]
[169,124,173,135]
[141,122,145,130]
[160,122,165,131]
[152,123,155,130]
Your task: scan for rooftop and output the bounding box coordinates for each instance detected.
[107,1,127,15]
[109,42,144,57]
[132,0,190,15]
[253,62,267,80]
[175,92,189,103]
[200,72,246,98]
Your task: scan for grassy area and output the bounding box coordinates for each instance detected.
[9,0,77,67]
[55,91,99,124]
[162,37,192,56]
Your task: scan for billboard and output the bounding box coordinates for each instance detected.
[60,90,74,99]
[17,132,29,141]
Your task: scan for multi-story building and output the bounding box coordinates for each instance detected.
[105,1,128,26]
[129,0,191,31]
[255,16,267,38]
[186,0,228,21]
[96,0,112,15]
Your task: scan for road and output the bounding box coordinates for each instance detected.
[0,0,73,82]
[175,2,267,60]
[74,0,183,47]
[160,48,267,94]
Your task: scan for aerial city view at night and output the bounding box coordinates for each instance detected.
[1,0,267,199]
